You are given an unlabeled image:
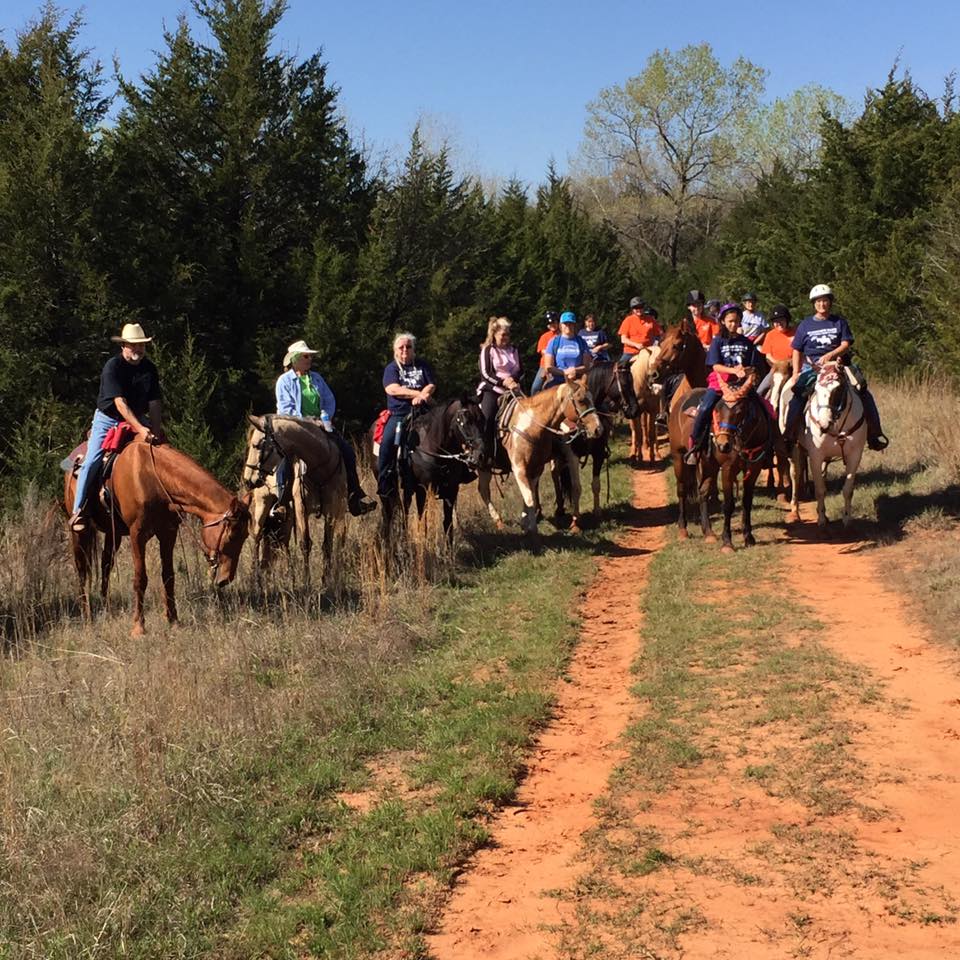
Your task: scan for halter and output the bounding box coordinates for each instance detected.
[711,395,768,465]
[809,367,864,446]
[244,415,286,489]
[413,403,486,467]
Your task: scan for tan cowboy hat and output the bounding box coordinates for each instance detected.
[110,322,152,343]
[283,339,319,367]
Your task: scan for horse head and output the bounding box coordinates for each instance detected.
[591,361,640,420]
[650,321,702,383]
[243,415,285,489]
[452,394,487,469]
[201,492,251,588]
[811,363,849,432]
[711,395,751,456]
[558,380,603,440]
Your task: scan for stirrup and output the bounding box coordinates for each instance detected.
[349,493,377,516]
[684,448,700,466]
[69,510,87,532]
[269,503,288,523]
[868,433,889,451]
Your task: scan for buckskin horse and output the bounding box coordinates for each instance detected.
[627,347,661,465]
[477,380,602,536]
[64,438,250,636]
[552,362,639,519]
[778,361,867,528]
[243,415,348,578]
[649,320,709,539]
[380,395,487,541]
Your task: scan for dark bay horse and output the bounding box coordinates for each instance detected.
[243,415,348,577]
[552,362,640,518]
[64,439,250,636]
[649,320,709,539]
[697,386,782,551]
[477,380,602,535]
[382,396,487,540]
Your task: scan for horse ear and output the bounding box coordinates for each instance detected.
[247,414,265,431]
[240,490,253,508]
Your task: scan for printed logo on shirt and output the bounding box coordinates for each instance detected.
[398,364,427,391]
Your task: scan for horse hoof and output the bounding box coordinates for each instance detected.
[704,534,717,544]
[785,511,800,524]
[569,521,581,534]
[131,623,145,638]
[678,528,689,540]
[776,494,789,505]
[495,520,505,532]
[721,544,735,554]
[744,535,756,548]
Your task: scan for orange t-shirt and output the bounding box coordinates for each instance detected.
[536,329,555,367]
[693,315,720,349]
[618,314,663,354]
[760,327,795,363]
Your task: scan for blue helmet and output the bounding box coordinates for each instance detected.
[560,311,577,325]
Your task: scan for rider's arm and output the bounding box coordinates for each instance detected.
[147,399,165,440]
[821,340,851,364]
[314,374,336,421]
[791,348,803,380]
[114,397,151,441]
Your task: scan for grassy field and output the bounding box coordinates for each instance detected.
[0,442,635,958]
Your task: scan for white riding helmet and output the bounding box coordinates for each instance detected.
[809,283,834,301]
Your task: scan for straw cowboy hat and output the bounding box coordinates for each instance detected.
[283,339,319,367]
[110,322,153,344]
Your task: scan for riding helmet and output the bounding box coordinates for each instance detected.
[686,289,705,305]
[719,302,743,320]
[629,296,645,309]
[769,304,792,323]
[808,283,834,301]
[742,291,758,302]
[545,310,560,323]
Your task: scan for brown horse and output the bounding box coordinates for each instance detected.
[696,386,782,551]
[649,320,709,539]
[628,346,661,464]
[64,438,250,636]
[477,380,602,535]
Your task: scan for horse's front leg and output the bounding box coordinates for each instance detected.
[477,469,504,530]
[591,448,603,518]
[629,417,639,462]
[698,465,717,544]
[786,447,803,524]
[294,492,311,583]
[674,455,689,540]
[440,485,457,543]
[512,465,540,536]
[810,449,829,528]
[71,526,96,620]
[157,524,178,625]
[560,445,584,533]
[646,411,657,463]
[129,524,149,637]
[100,528,119,605]
[720,463,737,552]
[742,464,761,547]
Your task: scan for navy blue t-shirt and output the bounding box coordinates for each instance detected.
[579,328,610,362]
[383,359,436,415]
[705,333,760,374]
[791,314,854,362]
[97,355,161,420]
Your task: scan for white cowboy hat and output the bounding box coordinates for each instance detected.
[283,339,319,367]
[110,322,153,344]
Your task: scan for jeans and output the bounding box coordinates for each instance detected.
[690,389,722,450]
[757,371,773,397]
[377,412,406,498]
[530,367,547,395]
[72,409,121,513]
[276,432,365,503]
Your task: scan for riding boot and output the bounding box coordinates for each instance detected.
[861,389,889,450]
[269,458,293,526]
[783,392,805,449]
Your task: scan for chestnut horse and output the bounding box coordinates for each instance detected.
[64,439,250,636]
[649,320,709,539]
[477,380,602,535]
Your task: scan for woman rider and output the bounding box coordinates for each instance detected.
[756,304,795,398]
[272,339,376,520]
[685,303,761,464]
[541,311,592,388]
[477,316,522,457]
[69,322,165,531]
[530,310,560,395]
[378,333,436,500]
[783,285,889,450]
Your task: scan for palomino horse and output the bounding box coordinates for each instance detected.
[697,385,782,551]
[478,380,602,535]
[64,439,250,636]
[243,415,347,577]
[649,320,709,539]
[552,362,639,518]
[381,396,487,540]
[628,347,661,464]
[778,362,867,528]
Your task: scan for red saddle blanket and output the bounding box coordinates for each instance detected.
[102,421,135,452]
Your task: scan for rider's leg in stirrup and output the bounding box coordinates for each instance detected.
[685,388,720,465]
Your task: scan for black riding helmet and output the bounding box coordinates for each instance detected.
[686,289,705,305]
[769,304,792,324]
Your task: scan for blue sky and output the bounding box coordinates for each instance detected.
[3,0,959,187]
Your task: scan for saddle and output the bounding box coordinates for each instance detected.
[62,424,137,515]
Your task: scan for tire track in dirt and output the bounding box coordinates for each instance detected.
[426,466,669,960]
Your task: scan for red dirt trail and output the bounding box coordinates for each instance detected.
[427,467,668,960]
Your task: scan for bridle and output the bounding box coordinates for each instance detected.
[810,367,863,445]
[244,415,286,490]
[560,385,599,442]
[410,402,486,468]
[712,393,768,464]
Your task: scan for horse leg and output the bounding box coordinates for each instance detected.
[591,451,602,518]
[841,444,865,528]
[513,466,539,536]
[71,526,95,619]
[477,470,504,530]
[786,450,802,524]
[560,445,584,532]
[157,525,178,625]
[721,464,736,552]
[441,486,457,543]
[551,458,566,519]
[699,467,717,543]
[129,525,149,637]
[100,529,120,605]
[629,417,639,464]
[811,451,829,528]
[674,456,689,540]
[645,411,656,463]
[742,466,760,547]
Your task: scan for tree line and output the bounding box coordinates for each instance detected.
[2,4,957,504]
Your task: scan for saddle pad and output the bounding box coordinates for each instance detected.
[61,440,88,474]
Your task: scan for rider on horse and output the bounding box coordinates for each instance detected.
[541,312,593,388]
[783,285,889,451]
[685,303,764,465]
[378,333,436,501]
[530,310,560,395]
[618,296,663,363]
[580,313,612,362]
[477,316,523,461]
[655,291,714,429]
[272,339,376,521]
[69,322,165,532]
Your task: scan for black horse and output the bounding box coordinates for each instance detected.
[552,362,640,519]
[382,395,487,540]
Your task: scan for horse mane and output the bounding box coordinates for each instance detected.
[124,440,238,512]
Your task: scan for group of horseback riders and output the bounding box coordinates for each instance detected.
[67,281,888,534]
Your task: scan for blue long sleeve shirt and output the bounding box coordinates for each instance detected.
[275,369,336,420]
